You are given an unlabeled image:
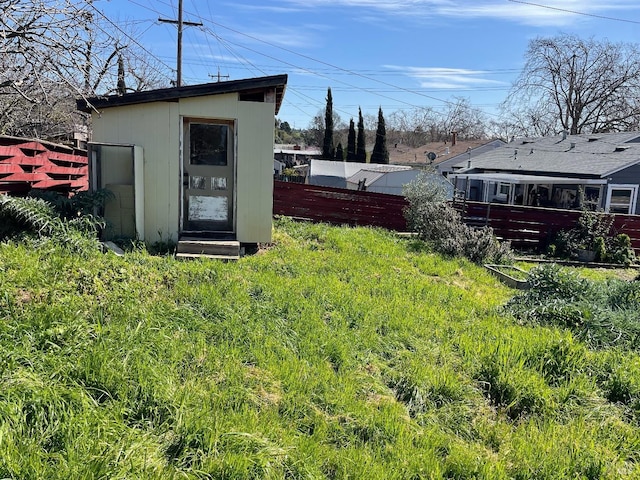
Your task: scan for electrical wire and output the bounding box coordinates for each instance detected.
[507,0,640,25]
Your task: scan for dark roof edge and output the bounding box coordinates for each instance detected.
[77,74,288,114]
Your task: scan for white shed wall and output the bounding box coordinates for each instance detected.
[368,170,420,195]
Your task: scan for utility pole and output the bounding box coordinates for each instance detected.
[159,0,202,87]
[209,67,230,83]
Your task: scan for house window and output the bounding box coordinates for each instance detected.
[606,185,638,214]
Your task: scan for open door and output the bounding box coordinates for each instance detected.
[88,143,144,240]
[182,118,235,234]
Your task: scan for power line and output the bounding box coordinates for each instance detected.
[203,20,459,108]
[84,2,174,83]
[507,0,640,24]
[158,0,203,86]
[92,0,508,123]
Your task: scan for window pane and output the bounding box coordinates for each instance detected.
[188,195,228,221]
[609,188,633,214]
[190,123,228,166]
[212,177,227,190]
[611,189,631,205]
[190,176,206,189]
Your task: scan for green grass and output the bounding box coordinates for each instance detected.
[1,217,639,478]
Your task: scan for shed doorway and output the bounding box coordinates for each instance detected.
[182,118,235,234]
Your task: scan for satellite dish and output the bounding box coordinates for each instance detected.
[427,152,437,162]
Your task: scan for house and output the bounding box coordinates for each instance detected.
[436,138,506,177]
[274,145,322,169]
[77,74,287,251]
[0,135,88,195]
[449,131,640,214]
[274,145,322,179]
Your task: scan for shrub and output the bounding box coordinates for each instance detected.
[607,234,636,266]
[506,264,640,350]
[403,173,511,264]
[548,210,636,265]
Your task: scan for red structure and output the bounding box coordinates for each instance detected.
[0,136,88,195]
[273,180,409,231]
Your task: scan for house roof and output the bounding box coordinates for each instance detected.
[389,139,499,165]
[310,159,411,179]
[450,172,607,186]
[347,170,387,187]
[77,74,288,114]
[455,131,640,178]
[437,139,506,173]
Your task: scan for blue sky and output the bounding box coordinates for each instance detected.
[98,0,640,129]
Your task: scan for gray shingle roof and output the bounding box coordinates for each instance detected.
[456,132,640,178]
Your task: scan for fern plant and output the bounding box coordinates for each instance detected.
[0,195,104,251]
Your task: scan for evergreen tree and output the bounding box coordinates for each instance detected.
[371,107,389,164]
[356,107,366,163]
[322,87,335,159]
[346,118,357,161]
[335,143,344,161]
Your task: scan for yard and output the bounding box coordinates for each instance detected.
[0,217,639,478]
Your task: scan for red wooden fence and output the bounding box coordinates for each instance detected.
[273,180,409,231]
[273,181,640,253]
[454,201,640,253]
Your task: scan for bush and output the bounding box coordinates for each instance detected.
[506,264,640,350]
[548,210,636,265]
[404,173,511,264]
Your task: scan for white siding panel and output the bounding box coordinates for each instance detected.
[237,101,275,243]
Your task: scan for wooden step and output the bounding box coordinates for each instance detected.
[176,238,240,260]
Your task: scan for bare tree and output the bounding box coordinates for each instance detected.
[504,34,640,135]
[438,97,487,141]
[0,0,169,140]
[387,108,438,147]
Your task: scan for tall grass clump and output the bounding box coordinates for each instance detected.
[404,172,512,264]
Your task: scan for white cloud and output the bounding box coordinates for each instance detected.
[276,0,640,27]
[384,65,507,90]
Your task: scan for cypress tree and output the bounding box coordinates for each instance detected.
[322,87,335,159]
[346,118,357,161]
[335,143,344,161]
[371,107,389,164]
[356,107,366,163]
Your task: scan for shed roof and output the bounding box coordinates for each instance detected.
[347,170,387,187]
[310,159,411,179]
[77,74,288,114]
[454,131,640,178]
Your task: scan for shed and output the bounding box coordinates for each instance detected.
[309,159,422,195]
[77,74,287,253]
[346,166,419,195]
